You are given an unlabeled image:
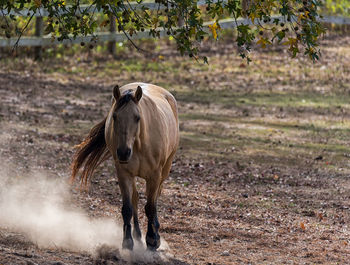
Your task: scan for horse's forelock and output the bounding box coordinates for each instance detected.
[116,91,136,110]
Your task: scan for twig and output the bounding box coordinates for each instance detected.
[124,0,151,26]
[12,13,35,53]
[108,3,152,55]
[0,9,11,29]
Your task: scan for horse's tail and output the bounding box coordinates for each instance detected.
[71,117,111,186]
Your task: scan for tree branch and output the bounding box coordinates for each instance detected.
[12,13,35,53]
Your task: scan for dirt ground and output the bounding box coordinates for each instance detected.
[1,33,350,264]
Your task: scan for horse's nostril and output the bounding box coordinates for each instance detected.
[117,148,123,158]
[126,148,131,157]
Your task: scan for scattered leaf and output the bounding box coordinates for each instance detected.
[318,213,324,221]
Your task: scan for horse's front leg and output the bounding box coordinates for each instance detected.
[117,172,134,250]
[132,180,142,241]
[145,178,161,250]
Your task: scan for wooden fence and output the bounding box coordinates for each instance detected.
[1,1,350,58]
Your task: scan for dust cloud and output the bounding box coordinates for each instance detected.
[0,164,170,263]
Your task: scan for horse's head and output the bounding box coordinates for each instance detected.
[112,85,143,164]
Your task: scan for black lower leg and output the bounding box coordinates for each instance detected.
[132,184,142,241]
[133,214,142,240]
[122,201,134,250]
[145,202,160,250]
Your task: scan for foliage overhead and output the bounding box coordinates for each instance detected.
[0,0,329,62]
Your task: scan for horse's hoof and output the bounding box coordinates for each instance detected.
[122,238,134,250]
[146,235,160,251]
[133,228,142,241]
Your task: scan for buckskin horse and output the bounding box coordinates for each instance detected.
[71,83,179,250]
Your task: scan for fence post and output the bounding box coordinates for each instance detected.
[108,15,116,55]
[34,16,43,60]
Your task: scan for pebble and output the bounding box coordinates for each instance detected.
[221,250,230,256]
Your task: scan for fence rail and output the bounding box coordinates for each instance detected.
[1,2,349,52]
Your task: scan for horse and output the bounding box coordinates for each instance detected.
[71,82,179,251]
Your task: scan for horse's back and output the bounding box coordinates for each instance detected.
[121,82,178,123]
[121,83,175,102]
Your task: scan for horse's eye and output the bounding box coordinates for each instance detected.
[135,115,140,122]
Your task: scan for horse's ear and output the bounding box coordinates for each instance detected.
[135,86,143,102]
[113,85,121,100]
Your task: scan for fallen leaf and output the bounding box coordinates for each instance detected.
[318,213,323,221]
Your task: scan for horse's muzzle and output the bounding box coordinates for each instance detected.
[117,147,131,163]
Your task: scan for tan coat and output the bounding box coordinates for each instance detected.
[105,82,179,183]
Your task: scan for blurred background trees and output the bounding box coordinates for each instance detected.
[0,0,348,61]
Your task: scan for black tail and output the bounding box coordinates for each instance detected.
[71,118,111,185]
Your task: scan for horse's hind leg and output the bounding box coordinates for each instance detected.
[132,180,142,241]
[159,151,176,195]
[145,177,161,250]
